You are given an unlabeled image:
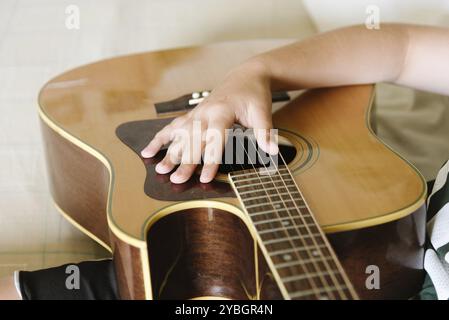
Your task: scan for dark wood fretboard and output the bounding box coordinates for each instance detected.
[229,166,358,300]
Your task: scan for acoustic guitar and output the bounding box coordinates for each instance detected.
[38,40,427,300]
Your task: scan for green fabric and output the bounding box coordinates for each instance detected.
[416,244,449,300]
[416,275,437,300]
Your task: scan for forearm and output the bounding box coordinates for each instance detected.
[145,24,449,184]
[245,24,449,95]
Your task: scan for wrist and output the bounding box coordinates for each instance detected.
[227,57,272,87]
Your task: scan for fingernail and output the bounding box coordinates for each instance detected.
[269,141,279,155]
[170,173,178,183]
[141,148,155,158]
[155,163,167,173]
[170,173,184,184]
[200,172,212,183]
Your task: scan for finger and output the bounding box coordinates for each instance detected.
[200,164,219,184]
[171,128,205,184]
[200,120,226,183]
[249,110,278,155]
[170,164,198,184]
[141,127,172,158]
[170,148,203,184]
[155,142,182,174]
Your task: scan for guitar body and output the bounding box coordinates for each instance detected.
[38,40,427,300]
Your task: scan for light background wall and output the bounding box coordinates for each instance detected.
[1,0,448,279]
[304,0,449,31]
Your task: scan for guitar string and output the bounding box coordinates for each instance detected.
[233,136,324,299]
[274,145,350,299]
[248,136,349,299]
[232,134,325,299]
[243,134,342,299]
[247,138,348,299]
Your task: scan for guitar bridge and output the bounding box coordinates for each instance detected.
[155,90,290,114]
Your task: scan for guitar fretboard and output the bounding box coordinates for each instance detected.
[229,166,357,300]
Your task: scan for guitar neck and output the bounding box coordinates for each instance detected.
[229,165,358,300]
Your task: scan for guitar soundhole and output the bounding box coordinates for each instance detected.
[216,135,297,174]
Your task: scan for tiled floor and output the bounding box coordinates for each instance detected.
[0,0,316,277]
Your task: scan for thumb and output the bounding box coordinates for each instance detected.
[248,109,279,155]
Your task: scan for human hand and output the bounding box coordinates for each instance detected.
[141,61,278,184]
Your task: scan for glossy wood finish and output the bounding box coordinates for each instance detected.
[272,87,425,232]
[41,119,111,248]
[328,204,426,299]
[145,206,425,300]
[110,232,146,300]
[38,40,428,299]
[147,208,257,300]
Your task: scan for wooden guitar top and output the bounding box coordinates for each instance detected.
[38,40,426,249]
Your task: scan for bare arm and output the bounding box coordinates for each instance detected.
[252,24,449,94]
[142,24,449,184]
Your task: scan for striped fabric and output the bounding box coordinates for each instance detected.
[418,160,449,300]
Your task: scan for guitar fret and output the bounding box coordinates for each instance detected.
[268,244,328,257]
[230,167,290,178]
[232,173,294,183]
[265,237,328,247]
[289,285,348,299]
[275,256,334,269]
[238,185,298,195]
[245,200,306,210]
[229,167,355,300]
[242,193,297,202]
[283,269,339,283]
[242,191,301,202]
[247,206,308,217]
[258,225,323,236]
[253,215,317,228]
[253,217,314,227]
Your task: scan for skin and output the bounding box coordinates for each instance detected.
[0,276,20,300]
[141,24,449,184]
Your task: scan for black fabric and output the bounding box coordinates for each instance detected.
[427,165,449,218]
[18,259,119,300]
